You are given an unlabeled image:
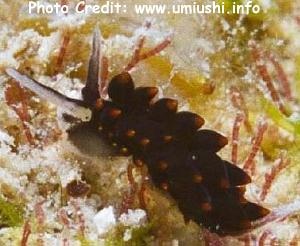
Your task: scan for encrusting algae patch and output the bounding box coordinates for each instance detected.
[0,0,300,245]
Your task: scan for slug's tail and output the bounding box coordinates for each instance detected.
[145,140,269,235]
[176,185,270,235]
[143,127,269,235]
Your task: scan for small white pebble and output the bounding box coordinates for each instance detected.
[93,206,116,235]
[119,209,147,227]
[123,228,132,242]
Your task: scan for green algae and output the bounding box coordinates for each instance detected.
[0,197,23,228]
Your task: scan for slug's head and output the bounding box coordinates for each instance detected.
[5,67,92,127]
[5,28,105,127]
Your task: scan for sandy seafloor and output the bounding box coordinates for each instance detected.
[0,0,300,245]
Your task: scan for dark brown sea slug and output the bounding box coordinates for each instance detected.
[5,28,269,236]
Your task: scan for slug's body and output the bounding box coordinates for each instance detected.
[6,29,269,235]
